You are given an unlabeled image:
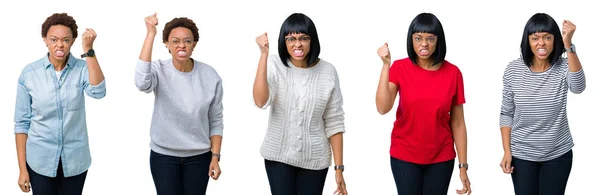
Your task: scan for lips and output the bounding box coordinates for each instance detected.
[537,48,547,56]
[419,49,429,56]
[292,49,304,57]
[56,50,65,57]
[177,50,186,57]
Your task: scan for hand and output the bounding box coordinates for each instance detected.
[500,152,514,174]
[81,28,97,51]
[377,42,391,65]
[333,170,347,195]
[18,171,30,192]
[208,159,221,180]
[456,169,471,195]
[562,20,576,46]
[145,13,159,35]
[256,32,269,54]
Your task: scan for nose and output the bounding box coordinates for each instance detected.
[420,40,429,47]
[293,40,302,47]
[56,41,64,48]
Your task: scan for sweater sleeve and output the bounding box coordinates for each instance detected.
[499,64,515,128]
[209,78,224,137]
[134,59,158,93]
[567,69,586,94]
[323,69,346,138]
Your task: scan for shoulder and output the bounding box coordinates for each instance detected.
[19,57,46,82]
[507,58,525,70]
[392,57,412,67]
[555,57,569,70]
[316,58,337,73]
[442,60,460,72]
[194,60,222,80]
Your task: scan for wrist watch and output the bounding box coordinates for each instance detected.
[212,153,221,161]
[458,163,468,170]
[565,44,576,53]
[81,48,95,58]
[334,165,344,172]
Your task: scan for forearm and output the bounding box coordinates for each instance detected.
[375,63,392,114]
[139,33,155,62]
[15,134,27,173]
[329,133,344,167]
[566,52,582,72]
[210,135,222,161]
[452,127,467,164]
[84,52,105,86]
[253,53,269,107]
[501,126,512,154]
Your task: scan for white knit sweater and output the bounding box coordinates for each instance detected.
[258,55,345,170]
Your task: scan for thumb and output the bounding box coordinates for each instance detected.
[153,12,157,17]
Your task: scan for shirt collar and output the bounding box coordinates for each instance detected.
[43,52,75,69]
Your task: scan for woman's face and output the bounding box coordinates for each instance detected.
[285,33,311,64]
[528,32,554,61]
[412,32,437,60]
[165,27,196,60]
[44,25,74,63]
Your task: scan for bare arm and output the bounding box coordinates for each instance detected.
[15,134,27,174]
[451,105,467,165]
[375,43,398,114]
[501,126,511,154]
[375,63,398,114]
[253,53,269,107]
[330,133,343,167]
[253,33,270,108]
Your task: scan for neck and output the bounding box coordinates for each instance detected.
[50,59,67,71]
[530,58,550,72]
[290,59,308,68]
[173,58,193,72]
[416,58,438,70]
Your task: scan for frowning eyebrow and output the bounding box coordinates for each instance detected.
[49,35,73,39]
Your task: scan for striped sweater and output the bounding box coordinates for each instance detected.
[500,57,586,162]
[258,55,345,170]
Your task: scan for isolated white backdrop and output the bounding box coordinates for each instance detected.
[0,0,597,194]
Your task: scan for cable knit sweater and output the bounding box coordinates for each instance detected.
[258,55,345,170]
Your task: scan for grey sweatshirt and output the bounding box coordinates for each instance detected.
[135,59,223,157]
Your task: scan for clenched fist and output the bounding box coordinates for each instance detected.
[256,32,269,54]
[145,13,159,35]
[82,28,97,51]
[378,42,391,65]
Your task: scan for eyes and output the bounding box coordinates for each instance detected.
[285,36,311,44]
[49,38,71,44]
[170,38,194,46]
[414,36,437,44]
[530,36,553,41]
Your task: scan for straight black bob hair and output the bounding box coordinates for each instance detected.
[278,13,321,67]
[406,13,446,66]
[520,13,564,66]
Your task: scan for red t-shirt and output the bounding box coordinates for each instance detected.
[388,58,465,164]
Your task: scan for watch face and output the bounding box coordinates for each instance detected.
[88,49,95,56]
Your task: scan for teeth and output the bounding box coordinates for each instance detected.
[420,50,428,53]
[57,51,64,55]
[177,51,186,55]
[293,50,303,54]
[538,49,546,51]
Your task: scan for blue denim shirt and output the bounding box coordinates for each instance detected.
[14,53,106,177]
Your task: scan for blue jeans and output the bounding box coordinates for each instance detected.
[150,150,212,195]
[27,158,88,195]
[390,157,455,195]
[511,150,573,195]
[264,159,329,195]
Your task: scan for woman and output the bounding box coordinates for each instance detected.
[14,13,106,195]
[253,13,347,195]
[499,13,585,195]
[134,13,224,195]
[375,13,471,195]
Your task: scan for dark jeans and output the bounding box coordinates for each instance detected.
[390,157,455,195]
[264,159,329,195]
[511,150,573,195]
[27,158,88,195]
[150,150,212,195]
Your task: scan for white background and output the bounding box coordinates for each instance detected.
[1,0,598,194]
